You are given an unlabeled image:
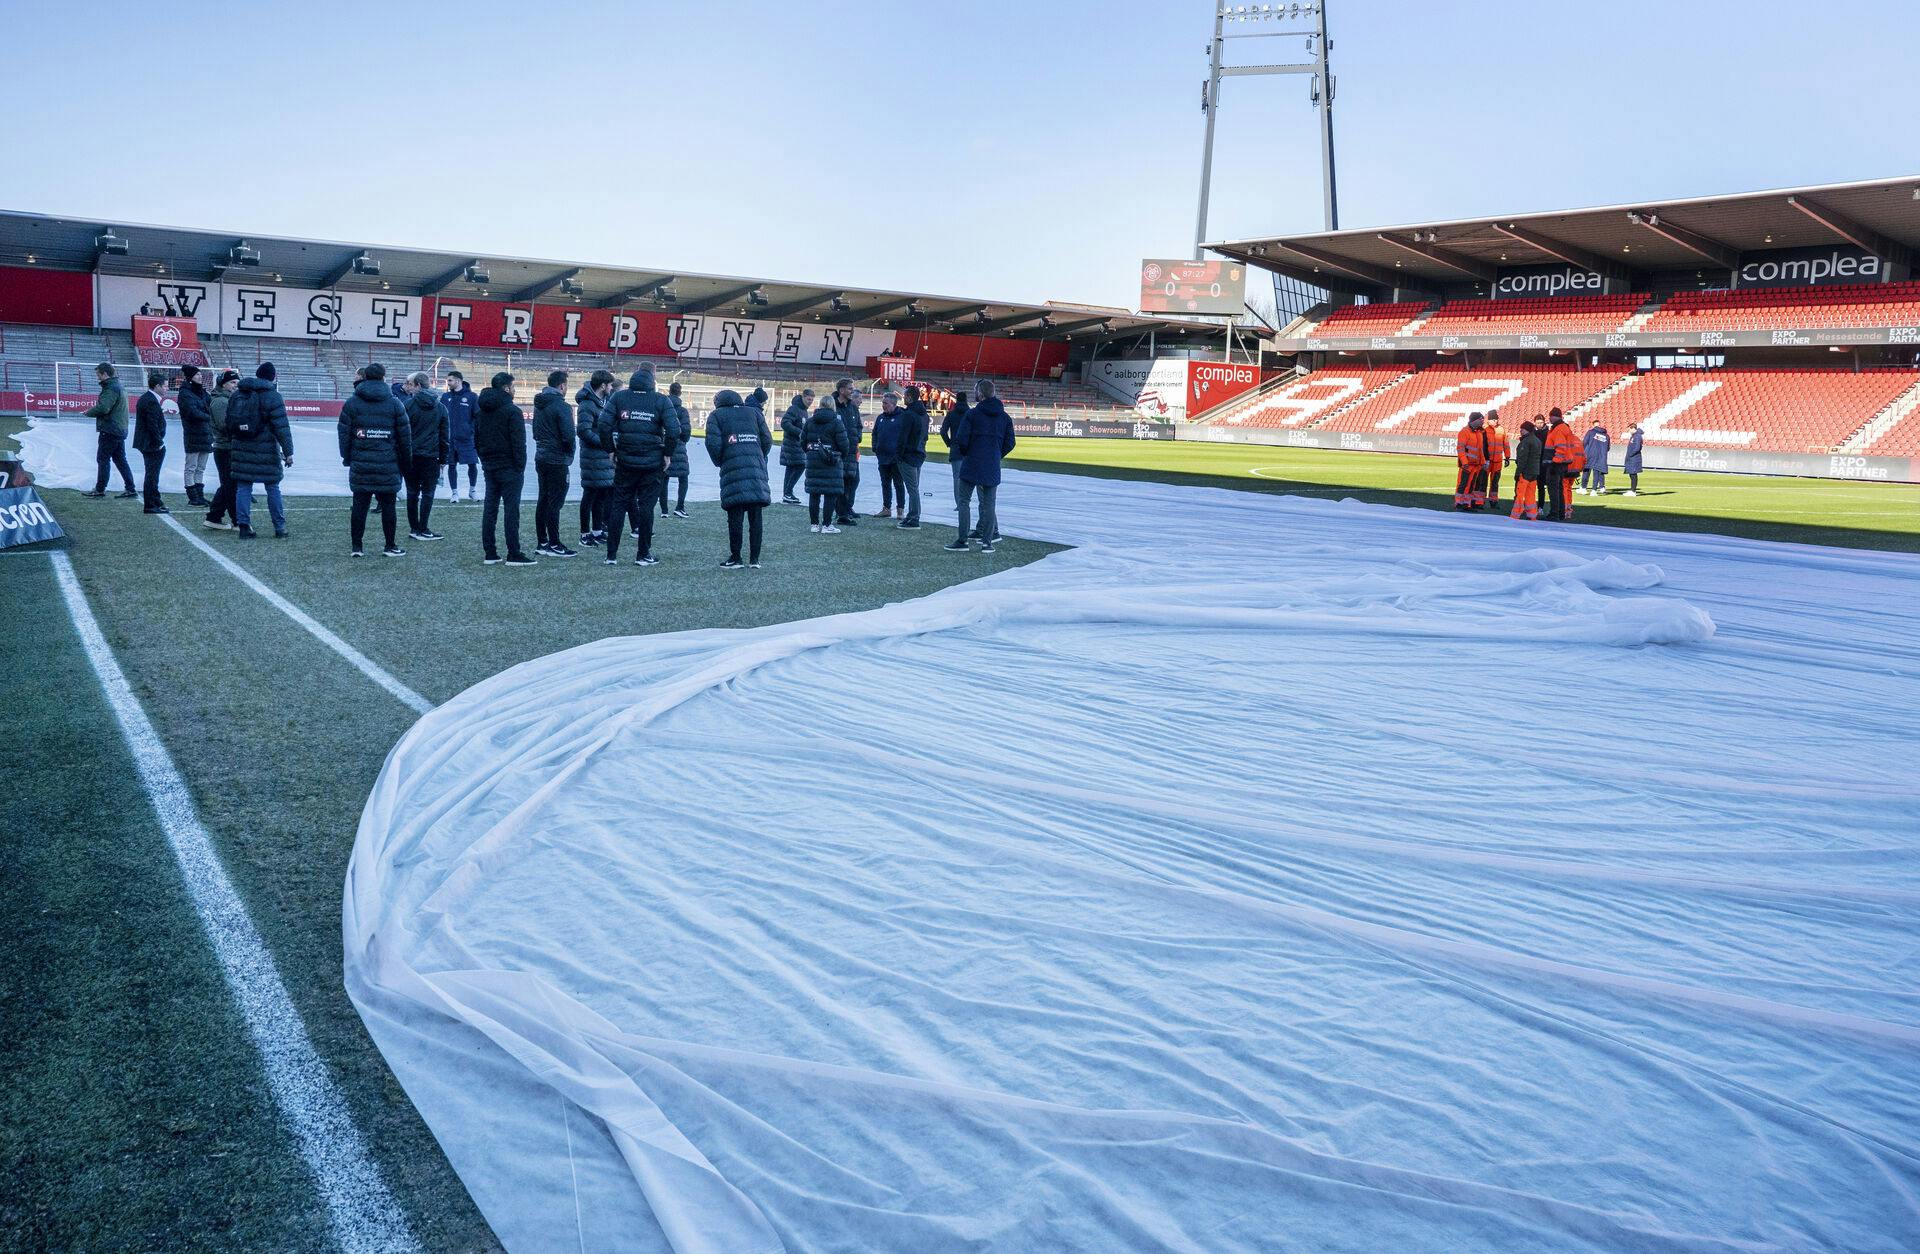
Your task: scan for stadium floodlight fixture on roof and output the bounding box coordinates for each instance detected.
[94,228,129,256]
[747,285,770,307]
[350,251,380,277]
[228,240,261,267]
[559,276,584,297]
[463,264,490,285]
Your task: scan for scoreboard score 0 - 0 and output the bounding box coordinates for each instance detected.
[1139,258,1246,315]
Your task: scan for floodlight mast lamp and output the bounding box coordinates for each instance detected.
[1193,1,1338,260]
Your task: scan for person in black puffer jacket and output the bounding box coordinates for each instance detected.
[176,365,214,506]
[603,366,673,564]
[803,397,849,531]
[532,370,577,556]
[473,371,532,564]
[227,363,294,538]
[574,369,616,545]
[337,363,413,556]
[833,378,863,524]
[401,371,449,539]
[703,388,773,567]
[778,388,813,503]
[659,381,692,518]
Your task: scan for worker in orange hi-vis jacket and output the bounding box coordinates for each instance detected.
[1541,408,1583,521]
[1510,418,1544,519]
[1483,408,1510,511]
[1453,411,1490,510]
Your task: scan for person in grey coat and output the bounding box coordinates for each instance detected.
[896,384,931,528]
[227,363,294,539]
[203,370,242,527]
[532,370,577,557]
[778,388,813,503]
[402,371,449,540]
[659,381,693,518]
[804,397,849,532]
[833,378,863,524]
[704,387,773,567]
[575,369,617,546]
[337,363,413,556]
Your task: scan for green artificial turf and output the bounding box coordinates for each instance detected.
[1003,437,1920,552]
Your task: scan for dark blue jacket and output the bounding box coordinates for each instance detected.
[900,399,930,467]
[939,398,969,465]
[337,378,412,492]
[227,378,293,484]
[575,385,615,488]
[870,406,904,465]
[607,370,673,471]
[133,389,167,454]
[665,396,692,478]
[1623,429,1644,475]
[1583,427,1612,472]
[177,381,214,453]
[835,395,862,481]
[405,387,450,463]
[779,397,808,466]
[704,389,773,508]
[532,386,576,468]
[952,396,1016,487]
[803,406,849,497]
[473,386,526,474]
[444,383,481,458]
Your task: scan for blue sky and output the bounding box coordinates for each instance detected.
[5,0,1914,309]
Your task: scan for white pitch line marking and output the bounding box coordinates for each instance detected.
[157,513,432,715]
[50,551,421,1254]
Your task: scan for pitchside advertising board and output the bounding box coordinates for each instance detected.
[0,487,63,549]
[1087,358,1264,420]
[1139,258,1246,316]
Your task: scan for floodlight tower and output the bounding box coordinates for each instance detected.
[1194,0,1338,260]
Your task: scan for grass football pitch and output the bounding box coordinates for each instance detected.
[3,434,1914,1248]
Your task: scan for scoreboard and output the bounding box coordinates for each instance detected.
[1139,258,1246,315]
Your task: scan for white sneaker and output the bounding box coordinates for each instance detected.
[1624,490,1638,497]
[810,524,821,533]
[468,485,480,501]
[822,524,841,534]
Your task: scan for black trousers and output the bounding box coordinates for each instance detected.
[838,465,860,521]
[1486,467,1502,503]
[405,454,441,533]
[808,494,839,525]
[605,465,662,560]
[1544,467,1569,520]
[726,504,765,563]
[139,446,165,508]
[659,472,687,515]
[877,463,904,509]
[781,463,804,498]
[94,432,135,493]
[535,463,570,547]
[207,448,234,521]
[482,468,525,559]
[351,489,398,550]
[579,484,608,535]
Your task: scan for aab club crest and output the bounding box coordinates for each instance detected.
[150,322,182,350]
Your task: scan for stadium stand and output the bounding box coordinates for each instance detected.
[1213,367,1415,428]
[1576,368,1920,452]
[1315,363,1633,436]
[1309,301,1426,337]
[1642,282,1920,332]
[1415,293,1645,338]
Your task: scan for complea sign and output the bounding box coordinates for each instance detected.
[1735,245,1887,289]
[0,486,63,548]
[1493,264,1608,298]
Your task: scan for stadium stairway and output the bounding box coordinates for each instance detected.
[1840,378,1920,454]
[1208,367,1418,429]
[1567,372,1644,419]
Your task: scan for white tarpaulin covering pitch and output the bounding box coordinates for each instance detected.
[340,458,1920,1251]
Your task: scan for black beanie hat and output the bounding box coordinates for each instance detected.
[669,382,682,396]
[491,371,513,389]
[180,364,199,381]
[256,362,276,381]
[749,387,768,405]
[216,369,239,387]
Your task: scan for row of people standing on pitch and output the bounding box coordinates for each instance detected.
[1503,409,1586,521]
